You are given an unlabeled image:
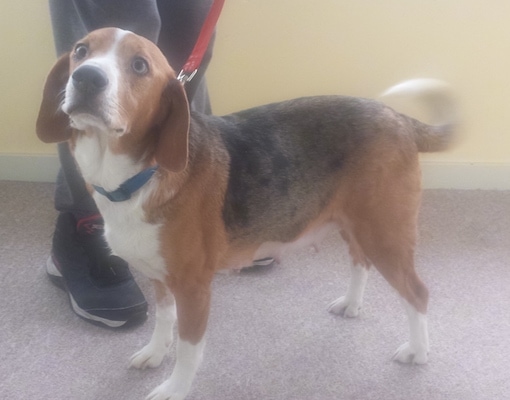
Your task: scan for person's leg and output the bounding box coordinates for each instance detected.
[156,0,214,114]
[49,0,96,216]
[47,0,161,328]
[69,0,161,41]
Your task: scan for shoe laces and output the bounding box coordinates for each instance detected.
[76,214,131,284]
[76,214,104,236]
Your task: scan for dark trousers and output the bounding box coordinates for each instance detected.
[48,0,214,216]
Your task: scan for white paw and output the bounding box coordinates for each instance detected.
[392,342,428,365]
[130,343,169,369]
[327,296,362,317]
[146,379,190,400]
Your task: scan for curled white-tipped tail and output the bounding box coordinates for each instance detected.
[381,78,451,98]
[381,78,458,152]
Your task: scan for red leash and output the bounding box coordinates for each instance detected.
[177,0,225,84]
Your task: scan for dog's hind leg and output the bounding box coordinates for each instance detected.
[130,280,177,369]
[328,263,369,318]
[328,225,371,317]
[349,201,430,364]
[393,296,429,364]
[372,250,429,364]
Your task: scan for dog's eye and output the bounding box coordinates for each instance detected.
[74,44,88,60]
[132,57,149,75]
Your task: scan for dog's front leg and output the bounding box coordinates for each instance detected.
[146,275,212,400]
[131,280,176,369]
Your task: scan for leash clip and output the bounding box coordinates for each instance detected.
[177,69,198,85]
[176,0,225,86]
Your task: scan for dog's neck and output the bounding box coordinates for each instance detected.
[73,128,151,194]
[92,165,159,202]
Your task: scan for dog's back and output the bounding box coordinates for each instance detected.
[191,87,455,249]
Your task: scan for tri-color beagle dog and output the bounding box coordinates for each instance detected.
[37,28,456,400]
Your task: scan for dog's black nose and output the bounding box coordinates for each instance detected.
[72,65,109,95]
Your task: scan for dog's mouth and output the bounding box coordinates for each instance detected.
[64,98,126,134]
[65,100,98,118]
[68,109,126,135]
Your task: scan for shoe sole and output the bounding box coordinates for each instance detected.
[251,257,275,267]
[46,256,145,328]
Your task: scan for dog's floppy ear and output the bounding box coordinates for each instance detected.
[36,53,73,143]
[154,79,191,173]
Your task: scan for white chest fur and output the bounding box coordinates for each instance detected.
[74,133,167,281]
[98,197,167,281]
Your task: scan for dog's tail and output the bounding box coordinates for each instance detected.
[380,78,458,153]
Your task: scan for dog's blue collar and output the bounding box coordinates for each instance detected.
[93,165,159,202]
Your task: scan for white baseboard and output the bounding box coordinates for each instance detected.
[421,161,510,190]
[0,154,59,183]
[0,154,508,190]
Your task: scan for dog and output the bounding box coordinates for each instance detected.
[37,27,456,400]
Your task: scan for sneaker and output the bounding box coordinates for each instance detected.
[238,257,275,273]
[47,212,148,328]
[251,257,275,267]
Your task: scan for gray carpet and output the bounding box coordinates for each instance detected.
[1,181,509,400]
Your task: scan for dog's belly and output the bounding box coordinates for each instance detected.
[252,222,338,265]
[98,198,167,281]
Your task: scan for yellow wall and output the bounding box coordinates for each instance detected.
[1,1,55,155]
[2,0,510,164]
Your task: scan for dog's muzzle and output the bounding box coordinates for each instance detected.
[65,64,111,121]
[72,65,109,96]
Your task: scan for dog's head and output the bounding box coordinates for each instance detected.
[36,27,190,172]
